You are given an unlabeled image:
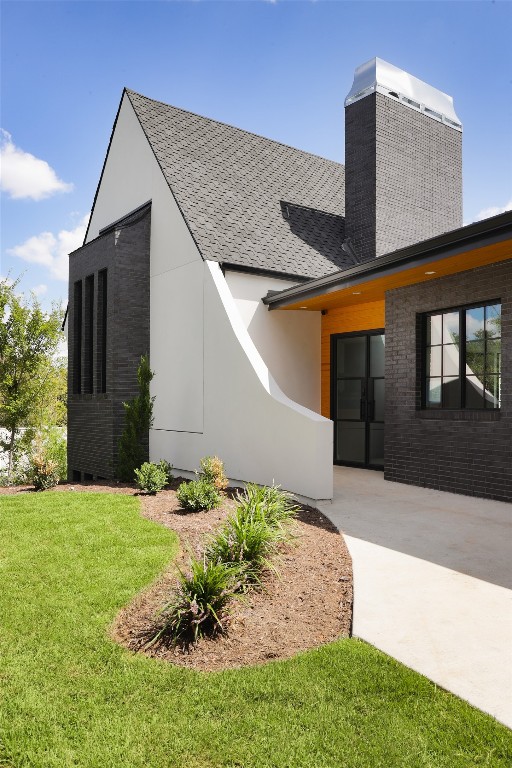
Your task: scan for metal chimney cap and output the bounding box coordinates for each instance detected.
[345,57,462,131]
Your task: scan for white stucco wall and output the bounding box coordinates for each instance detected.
[224,271,321,413]
[86,94,204,433]
[151,262,333,501]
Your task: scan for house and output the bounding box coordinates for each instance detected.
[67,58,512,502]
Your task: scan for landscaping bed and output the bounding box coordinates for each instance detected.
[1,479,353,670]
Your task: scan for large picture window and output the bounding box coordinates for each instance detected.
[423,301,501,410]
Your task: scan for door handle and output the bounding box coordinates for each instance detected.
[360,399,366,421]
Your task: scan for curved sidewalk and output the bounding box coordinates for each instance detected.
[318,467,512,729]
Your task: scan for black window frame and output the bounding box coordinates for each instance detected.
[72,280,83,394]
[96,269,108,394]
[421,299,501,411]
[83,273,95,394]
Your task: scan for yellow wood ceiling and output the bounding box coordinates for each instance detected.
[278,240,512,311]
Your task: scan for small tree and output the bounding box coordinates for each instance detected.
[117,355,155,481]
[0,278,64,481]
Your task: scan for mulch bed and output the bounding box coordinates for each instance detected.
[1,480,353,671]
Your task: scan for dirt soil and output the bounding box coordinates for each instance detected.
[2,480,353,671]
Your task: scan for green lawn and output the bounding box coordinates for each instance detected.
[1,492,510,768]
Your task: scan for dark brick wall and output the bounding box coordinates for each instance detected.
[345,94,376,263]
[345,93,462,262]
[67,205,151,479]
[385,259,512,502]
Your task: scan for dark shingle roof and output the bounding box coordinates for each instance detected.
[126,90,351,280]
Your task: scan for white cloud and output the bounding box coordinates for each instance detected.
[0,129,73,200]
[31,283,48,297]
[474,199,512,222]
[8,214,90,282]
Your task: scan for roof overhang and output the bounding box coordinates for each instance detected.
[263,211,512,311]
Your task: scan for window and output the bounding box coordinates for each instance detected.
[72,280,82,394]
[83,274,94,394]
[96,269,107,393]
[423,301,501,410]
[73,269,108,395]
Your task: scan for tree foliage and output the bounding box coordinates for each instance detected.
[117,355,155,481]
[0,277,64,479]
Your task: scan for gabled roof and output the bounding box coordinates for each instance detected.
[125,89,351,280]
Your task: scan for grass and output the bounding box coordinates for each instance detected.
[1,492,510,768]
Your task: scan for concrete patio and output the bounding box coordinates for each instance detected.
[317,467,512,729]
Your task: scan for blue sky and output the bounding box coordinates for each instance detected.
[1,0,511,309]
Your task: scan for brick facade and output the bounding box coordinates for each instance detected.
[67,205,151,480]
[385,259,512,502]
[345,92,462,262]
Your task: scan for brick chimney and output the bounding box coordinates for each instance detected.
[344,58,463,261]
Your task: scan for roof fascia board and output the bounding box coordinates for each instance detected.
[264,213,512,309]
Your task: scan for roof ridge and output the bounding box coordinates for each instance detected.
[124,88,344,170]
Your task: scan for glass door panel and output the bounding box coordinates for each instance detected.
[336,336,366,377]
[336,379,362,419]
[369,424,384,466]
[370,334,385,377]
[336,422,366,463]
[373,378,385,422]
[333,331,384,469]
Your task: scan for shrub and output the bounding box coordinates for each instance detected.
[6,427,66,489]
[134,462,168,494]
[200,455,228,491]
[205,506,284,585]
[158,459,174,484]
[150,555,241,647]
[239,483,299,528]
[117,356,155,482]
[41,426,67,480]
[28,434,60,491]
[177,478,221,511]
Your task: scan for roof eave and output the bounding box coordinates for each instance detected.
[220,261,312,284]
[263,211,512,309]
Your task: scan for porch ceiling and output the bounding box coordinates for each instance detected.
[276,239,512,311]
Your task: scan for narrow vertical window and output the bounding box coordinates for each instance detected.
[97,269,108,393]
[83,274,94,394]
[73,280,82,394]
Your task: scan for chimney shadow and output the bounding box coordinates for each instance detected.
[280,201,356,271]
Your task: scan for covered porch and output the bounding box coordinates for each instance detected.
[263,211,511,501]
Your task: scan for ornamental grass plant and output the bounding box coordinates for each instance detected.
[205,499,289,585]
[238,483,300,529]
[150,555,242,648]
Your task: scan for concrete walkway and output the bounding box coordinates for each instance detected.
[317,468,512,729]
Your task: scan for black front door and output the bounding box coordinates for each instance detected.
[331,331,385,469]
